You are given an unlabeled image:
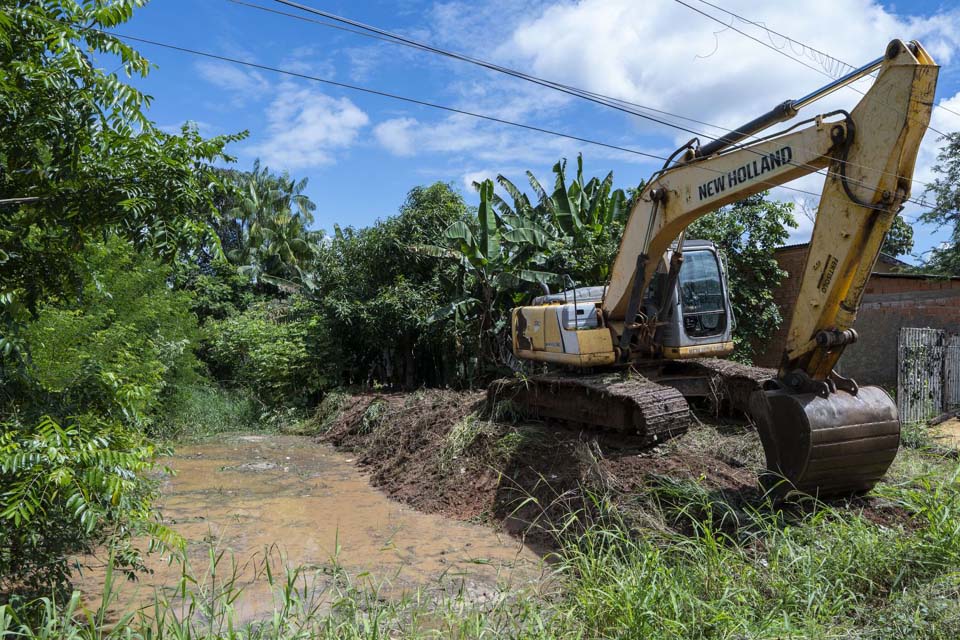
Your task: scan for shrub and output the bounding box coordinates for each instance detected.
[18,239,200,431]
[0,415,170,603]
[158,382,259,441]
[203,298,324,407]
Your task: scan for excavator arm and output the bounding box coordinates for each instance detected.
[605,39,937,382]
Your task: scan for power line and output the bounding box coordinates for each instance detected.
[262,0,710,139]
[107,33,664,160]
[230,0,733,136]
[252,0,930,206]
[693,0,960,121]
[107,30,850,203]
[5,7,933,219]
[674,0,950,140]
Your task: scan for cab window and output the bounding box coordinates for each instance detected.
[678,250,727,338]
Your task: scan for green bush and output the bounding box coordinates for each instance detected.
[203,298,323,407]
[0,415,171,603]
[1,240,196,601]
[18,239,200,431]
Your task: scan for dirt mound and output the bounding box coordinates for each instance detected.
[321,390,761,536]
[320,389,914,543]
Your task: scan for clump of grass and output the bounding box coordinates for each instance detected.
[487,398,524,424]
[283,391,348,436]
[440,414,491,469]
[493,429,530,461]
[901,419,936,449]
[159,382,259,441]
[360,399,386,434]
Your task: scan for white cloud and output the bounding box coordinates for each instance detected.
[501,0,960,139]
[375,0,958,189]
[373,117,418,156]
[247,82,370,169]
[195,60,270,97]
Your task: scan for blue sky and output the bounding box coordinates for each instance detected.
[115,0,960,263]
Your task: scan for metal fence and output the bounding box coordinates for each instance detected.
[946,334,960,412]
[897,327,960,423]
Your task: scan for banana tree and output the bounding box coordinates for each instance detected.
[494,155,630,285]
[418,180,560,368]
[523,154,628,243]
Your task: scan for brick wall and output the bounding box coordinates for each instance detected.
[753,243,960,387]
[838,287,960,386]
[753,245,808,368]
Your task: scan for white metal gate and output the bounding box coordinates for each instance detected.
[946,334,960,412]
[898,327,946,424]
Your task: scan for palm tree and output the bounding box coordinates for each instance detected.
[227,160,320,285]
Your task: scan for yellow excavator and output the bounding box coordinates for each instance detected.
[497,39,938,496]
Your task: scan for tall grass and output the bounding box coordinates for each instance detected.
[545,466,960,639]
[6,456,960,638]
[0,541,545,639]
[158,382,259,441]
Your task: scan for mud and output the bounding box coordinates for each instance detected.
[932,417,960,450]
[76,434,545,622]
[322,389,917,541]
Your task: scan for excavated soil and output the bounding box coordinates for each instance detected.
[320,389,915,542]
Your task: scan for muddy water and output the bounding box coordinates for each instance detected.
[79,434,545,621]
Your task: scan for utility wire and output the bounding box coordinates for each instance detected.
[262,0,712,139]
[253,0,930,206]
[229,0,731,135]
[674,0,949,140]
[6,6,933,214]
[693,0,960,121]
[106,30,848,202]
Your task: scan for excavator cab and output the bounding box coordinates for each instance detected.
[515,241,735,366]
[654,241,735,359]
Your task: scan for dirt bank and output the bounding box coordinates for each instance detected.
[319,389,912,541]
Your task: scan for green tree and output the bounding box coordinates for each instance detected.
[306,183,472,387]
[0,0,242,356]
[687,193,797,361]
[881,215,914,259]
[920,132,960,274]
[0,0,240,601]
[227,160,320,286]
[2,240,193,601]
[495,154,629,285]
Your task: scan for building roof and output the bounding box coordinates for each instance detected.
[776,242,906,264]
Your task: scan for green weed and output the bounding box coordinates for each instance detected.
[440,414,490,469]
[283,391,348,436]
[159,382,259,441]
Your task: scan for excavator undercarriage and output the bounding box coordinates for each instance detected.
[490,359,772,445]
[496,39,937,497]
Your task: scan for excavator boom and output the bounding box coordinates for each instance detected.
[504,39,938,496]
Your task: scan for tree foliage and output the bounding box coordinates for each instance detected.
[881,215,914,259]
[688,193,797,360]
[0,0,243,356]
[221,160,321,287]
[0,0,237,601]
[1,241,192,601]
[920,132,960,274]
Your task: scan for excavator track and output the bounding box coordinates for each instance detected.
[488,372,691,445]
[658,358,774,414]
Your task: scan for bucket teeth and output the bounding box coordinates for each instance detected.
[749,385,900,496]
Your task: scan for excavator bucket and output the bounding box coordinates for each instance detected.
[748,386,900,496]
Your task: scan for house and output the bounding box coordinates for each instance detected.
[753,243,960,387]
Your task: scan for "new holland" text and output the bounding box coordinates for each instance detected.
[697,146,794,201]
